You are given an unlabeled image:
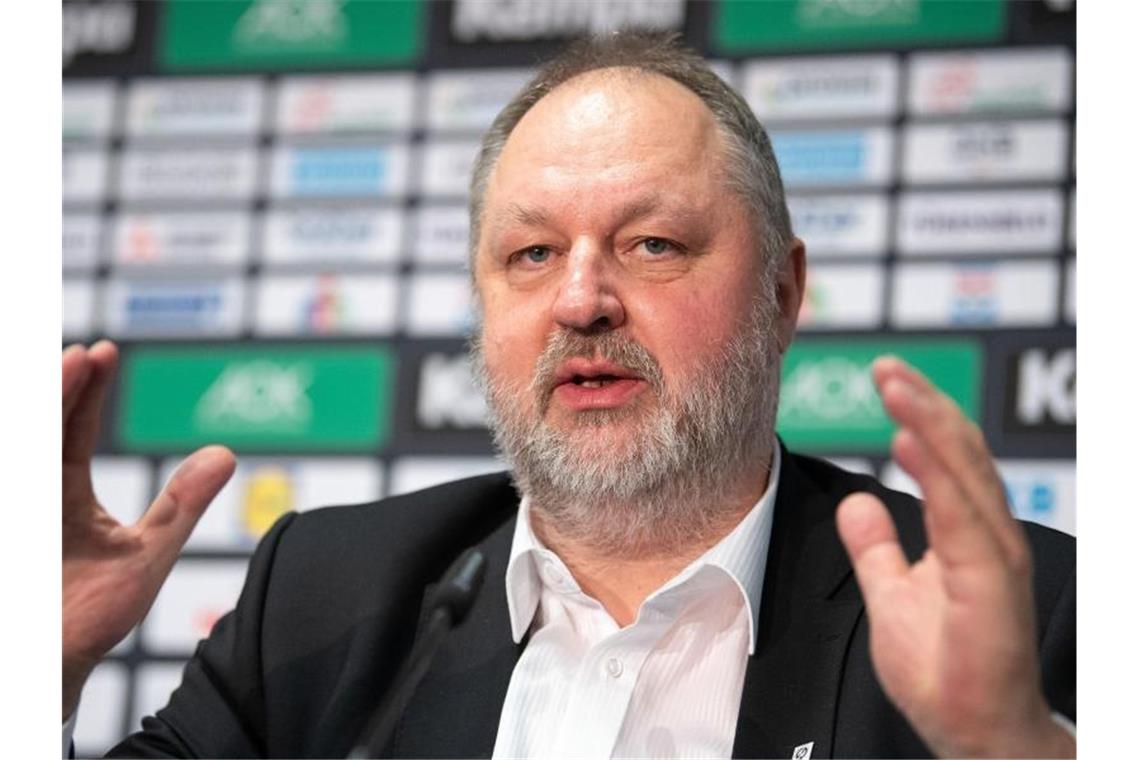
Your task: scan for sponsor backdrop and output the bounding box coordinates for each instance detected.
[63,1,1075,753]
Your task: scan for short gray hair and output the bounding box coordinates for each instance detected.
[467,31,793,275]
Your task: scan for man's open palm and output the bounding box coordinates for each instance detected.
[835,357,1072,758]
[62,341,235,720]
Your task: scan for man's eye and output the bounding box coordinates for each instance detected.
[642,238,673,255]
[521,246,550,264]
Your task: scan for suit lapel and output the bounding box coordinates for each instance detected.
[390,511,522,758]
[732,449,864,760]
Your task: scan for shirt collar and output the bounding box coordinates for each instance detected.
[504,445,781,655]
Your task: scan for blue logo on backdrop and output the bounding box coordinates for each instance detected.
[1004,478,1057,520]
[288,148,387,197]
[125,286,224,330]
[771,132,868,185]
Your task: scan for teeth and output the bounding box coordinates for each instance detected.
[581,379,602,388]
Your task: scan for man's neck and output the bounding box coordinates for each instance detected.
[528,461,774,627]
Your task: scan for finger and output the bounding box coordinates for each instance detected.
[873,356,1023,559]
[63,340,119,466]
[891,427,1005,570]
[836,492,909,605]
[62,344,92,440]
[138,446,236,564]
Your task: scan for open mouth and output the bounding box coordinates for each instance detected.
[550,358,648,410]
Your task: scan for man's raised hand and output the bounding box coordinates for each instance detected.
[62,341,235,721]
[835,357,1074,759]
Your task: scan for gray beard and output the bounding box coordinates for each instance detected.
[470,293,783,558]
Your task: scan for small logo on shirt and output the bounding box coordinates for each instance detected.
[792,741,814,759]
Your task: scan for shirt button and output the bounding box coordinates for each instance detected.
[605,657,623,679]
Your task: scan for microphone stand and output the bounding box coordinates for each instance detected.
[347,547,487,759]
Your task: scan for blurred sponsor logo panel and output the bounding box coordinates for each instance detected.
[63,279,96,340]
[64,213,103,272]
[64,81,119,140]
[426,69,534,132]
[111,212,250,270]
[125,77,264,137]
[787,193,888,258]
[253,273,400,336]
[118,345,394,453]
[896,189,1064,256]
[771,127,894,187]
[103,277,245,338]
[907,47,1073,116]
[902,120,1069,184]
[776,338,980,453]
[389,456,504,497]
[275,74,417,134]
[261,206,403,268]
[73,661,128,758]
[797,264,884,330]
[891,261,1058,328]
[158,457,384,551]
[118,145,259,201]
[743,54,899,122]
[269,143,410,199]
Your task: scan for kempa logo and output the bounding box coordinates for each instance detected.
[63,1,136,65]
[780,357,880,424]
[1017,349,1075,426]
[417,353,489,430]
[194,361,314,431]
[796,0,920,26]
[450,0,683,42]
[235,0,347,49]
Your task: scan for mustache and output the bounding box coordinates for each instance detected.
[530,329,665,413]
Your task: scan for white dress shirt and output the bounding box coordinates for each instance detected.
[491,448,781,759]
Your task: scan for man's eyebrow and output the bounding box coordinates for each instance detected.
[502,203,550,227]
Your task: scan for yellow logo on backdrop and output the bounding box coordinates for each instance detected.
[241,466,296,539]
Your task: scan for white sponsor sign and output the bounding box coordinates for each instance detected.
[882,459,1075,536]
[64,213,102,272]
[63,148,108,204]
[388,457,505,497]
[132,663,187,734]
[73,662,128,756]
[418,139,481,197]
[118,145,259,201]
[103,277,246,338]
[908,47,1073,115]
[158,457,384,551]
[111,212,250,269]
[1064,258,1075,323]
[897,189,1064,255]
[450,0,683,42]
[144,560,248,653]
[426,68,534,132]
[413,204,470,266]
[254,273,400,336]
[787,194,888,256]
[276,73,416,134]
[261,207,403,267]
[63,279,95,339]
[902,120,1069,184]
[770,127,894,187]
[798,264,884,330]
[64,81,117,140]
[405,272,476,336]
[742,54,899,121]
[891,260,1058,328]
[269,142,411,198]
[92,457,152,525]
[126,78,264,137]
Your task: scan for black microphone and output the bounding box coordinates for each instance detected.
[347,547,487,759]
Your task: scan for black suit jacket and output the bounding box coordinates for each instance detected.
[108,449,1075,758]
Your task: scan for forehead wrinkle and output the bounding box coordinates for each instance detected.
[493,191,711,236]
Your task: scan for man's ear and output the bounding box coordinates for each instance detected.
[774,237,806,354]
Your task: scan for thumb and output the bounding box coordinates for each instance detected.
[836,492,909,604]
[138,445,236,558]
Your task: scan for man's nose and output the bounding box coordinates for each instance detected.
[551,240,626,333]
